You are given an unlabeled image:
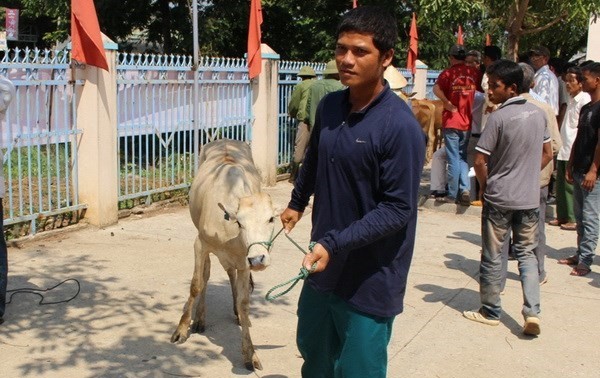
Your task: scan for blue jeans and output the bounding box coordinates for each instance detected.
[443,129,470,199]
[480,203,540,320]
[297,283,394,378]
[572,172,600,268]
[500,186,548,291]
[0,201,7,318]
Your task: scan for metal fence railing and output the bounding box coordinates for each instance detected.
[1,48,440,235]
[116,54,251,205]
[1,48,85,236]
[277,60,326,170]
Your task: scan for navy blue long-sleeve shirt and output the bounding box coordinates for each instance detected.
[289,83,425,317]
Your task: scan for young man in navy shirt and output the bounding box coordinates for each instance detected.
[280,6,425,377]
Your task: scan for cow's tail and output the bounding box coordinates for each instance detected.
[249,273,255,293]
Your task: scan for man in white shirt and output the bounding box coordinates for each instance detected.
[551,66,591,230]
[529,46,560,115]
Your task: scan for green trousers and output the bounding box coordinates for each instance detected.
[296,283,394,378]
[556,160,576,223]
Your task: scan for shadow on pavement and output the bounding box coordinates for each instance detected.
[1,249,282,377]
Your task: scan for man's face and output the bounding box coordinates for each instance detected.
[529,54,547,70]
[465,55,479,68]
[487,74,516,105]
[564,73,583,97]
[581,70,600,94]
[335,31,392,90]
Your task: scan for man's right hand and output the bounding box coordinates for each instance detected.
[443,100,457,112]
[566,165,574,184]
[280,207,303,234]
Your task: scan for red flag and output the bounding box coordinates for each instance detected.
[70,0,109,71]
[247,0,263,80]
[353,0,358,8]
[457,25,464,45]
[407,13,418,75]
[485,34,492,46]
[5,9,19,41]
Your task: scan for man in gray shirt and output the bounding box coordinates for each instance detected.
[463,60,553,336]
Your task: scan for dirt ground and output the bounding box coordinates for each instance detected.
[1,181,599,377]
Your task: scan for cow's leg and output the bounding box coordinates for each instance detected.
[226,268,238,318]
[236,269,262,371]
[424,104,436,163]
[171,236,208,343]
[191,252,211,334]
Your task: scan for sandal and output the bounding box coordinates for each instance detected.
[570,264,591,277]
[558,256,579,266]
[549,219,564,226]
[560,222,577,231]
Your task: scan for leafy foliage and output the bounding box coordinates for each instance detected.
[2,0,599,68]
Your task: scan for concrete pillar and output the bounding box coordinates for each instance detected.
[413,59,428,99]
[587,15,600,61]
[75,34,119,227]
[250,44,280,186]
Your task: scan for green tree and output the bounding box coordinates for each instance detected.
[487,0,600,60]
[4,0,600,67]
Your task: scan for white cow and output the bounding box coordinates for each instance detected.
[171,139,277,371]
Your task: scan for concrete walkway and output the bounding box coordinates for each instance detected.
[1,180,598,377]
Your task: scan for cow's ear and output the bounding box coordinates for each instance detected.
[218,202,237,222]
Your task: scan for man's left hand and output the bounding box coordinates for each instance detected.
[582,171,598,192]
[302,243,330,273]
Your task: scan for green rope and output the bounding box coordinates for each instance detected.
[265,236,317,302]
[246,227,284,252]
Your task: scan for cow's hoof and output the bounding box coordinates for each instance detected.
[244,357,263,371]
[170,329,188,344]
[191,321,205,334]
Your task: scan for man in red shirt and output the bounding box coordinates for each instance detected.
[433,44,483,205]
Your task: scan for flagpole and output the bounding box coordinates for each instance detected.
[192,0,200,172]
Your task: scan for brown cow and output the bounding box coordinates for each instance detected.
[411,98,443,163]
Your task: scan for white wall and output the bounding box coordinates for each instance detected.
[587,15,600,61]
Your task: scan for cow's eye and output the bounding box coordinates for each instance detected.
[269,217,275,223]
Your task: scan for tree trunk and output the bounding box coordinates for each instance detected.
[506,32,520,62]
[505,0,529,61]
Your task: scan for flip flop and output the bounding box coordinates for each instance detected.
[558,256,579,266]
[570,265,591,277]
[560,223,577,231]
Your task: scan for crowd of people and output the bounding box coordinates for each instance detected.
[428,42,599,334]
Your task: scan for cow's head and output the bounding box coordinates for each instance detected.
[218,192,278,271]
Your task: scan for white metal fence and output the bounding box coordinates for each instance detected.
[1,48,85,235]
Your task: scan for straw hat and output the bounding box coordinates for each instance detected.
[384,65,408,89]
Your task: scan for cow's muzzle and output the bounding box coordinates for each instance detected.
[248,254,267,270]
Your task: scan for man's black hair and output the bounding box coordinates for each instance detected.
[566,66,584,83]
[483,45,502,61]
[486,59,523,90]
[337,6,398,54]
[581,62,600,77]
